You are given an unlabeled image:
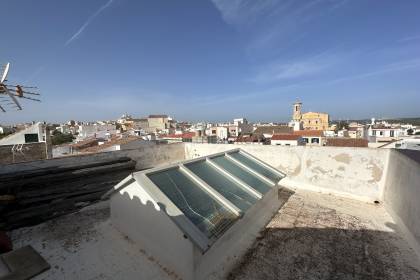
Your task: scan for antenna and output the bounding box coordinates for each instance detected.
[0,63,10,83]
[4,85,22,110]
[0,62,41,112]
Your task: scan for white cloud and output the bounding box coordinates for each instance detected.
[326,58,420,84]
[211,0,347,50]
[252,51,340,83]
[65,0,114,46]
[255,61,326,82]
[398,35,420,43]
[211,0,281,26]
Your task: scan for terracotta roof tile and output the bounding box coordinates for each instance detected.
[271,134,301,140]
[326,138,368,147]
[293,130,324,137]
[254,126,292,135]
[161,132,195,139]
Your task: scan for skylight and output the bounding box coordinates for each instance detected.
[111,148,287,280]
[136,149,285,251]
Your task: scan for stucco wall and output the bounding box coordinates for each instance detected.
[383,149,420,257]
[0,122,44,145]
[184,143,389,202]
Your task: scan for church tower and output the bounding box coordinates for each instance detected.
[292,101,302,121]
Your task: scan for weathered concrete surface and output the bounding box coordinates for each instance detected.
[8,201,174,280]
[8,190,420,280]
[184,144,389,202]
[0,142,47,165]
[384,149,420,259]
[228,190,420,280]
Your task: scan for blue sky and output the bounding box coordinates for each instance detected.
[1,0,419,124]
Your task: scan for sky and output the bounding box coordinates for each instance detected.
[1,0,419,124]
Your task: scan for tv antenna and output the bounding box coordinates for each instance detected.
[0,62,41,112]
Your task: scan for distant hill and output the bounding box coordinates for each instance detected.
[383,118,420,126]
[331,117,420,126]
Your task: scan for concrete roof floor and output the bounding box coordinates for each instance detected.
[229,189,420,280]
[6,189,420,280]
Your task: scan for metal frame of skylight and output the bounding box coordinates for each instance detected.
[132,148,285,252]
[226,149,286,180]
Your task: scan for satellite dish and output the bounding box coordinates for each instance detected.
[0,62,41,112]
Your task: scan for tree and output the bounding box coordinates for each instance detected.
[115,123,123,132]
[334,121,349,133]
[407,128,414,135]
[0,131,12,140]
[51,130,74,145]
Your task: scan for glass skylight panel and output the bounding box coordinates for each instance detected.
[147,168,238,239]
[185,160,258,211]
[227,151,282,183]
[209,155,272,194]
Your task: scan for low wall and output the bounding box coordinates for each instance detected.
[0,142,185,175]
[0,143,186,230]
[384,149,420,257]
[0,142,47,165]
[184,143,390,202]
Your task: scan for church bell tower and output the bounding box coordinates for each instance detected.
[293,101,302,121]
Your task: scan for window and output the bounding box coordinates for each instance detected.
[390,130,394,137]
[209,155,272,194]
[227,151,282,183]
[24,133,39,143]
[303,138,309,143]
[311,138,319,144]
[148,168,238,239]
[185,160,258,211]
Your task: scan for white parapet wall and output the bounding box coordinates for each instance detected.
[185,144,420,259]
[383,149,420,258]
[0,142,186,174]
[184,143,390,202]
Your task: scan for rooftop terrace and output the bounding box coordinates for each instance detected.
[1,143,420,279]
